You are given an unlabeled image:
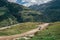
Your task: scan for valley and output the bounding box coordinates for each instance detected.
[0,0,60,40]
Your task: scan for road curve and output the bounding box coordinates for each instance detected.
[0,23,50,40]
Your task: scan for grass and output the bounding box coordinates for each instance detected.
[17,22,60,40]
[0,22,41,36]
[28,22,60,40]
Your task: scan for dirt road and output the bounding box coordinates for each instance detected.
[0,24,20,30]
[0,23,49,40]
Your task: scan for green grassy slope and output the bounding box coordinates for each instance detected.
[29,22,60,40]
[0,22,41,36]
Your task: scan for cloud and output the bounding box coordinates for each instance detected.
[8,0,52,6]
[8,0,17,3]
[17,0,52,6]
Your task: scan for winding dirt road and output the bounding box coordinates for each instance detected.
[0,23,49,40]
[0,24,20,30]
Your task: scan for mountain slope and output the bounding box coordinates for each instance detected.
[0,0,42,27]
[29,0,60,22]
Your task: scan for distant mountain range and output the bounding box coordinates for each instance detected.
[29,0,60,22]
[0,0,60,27]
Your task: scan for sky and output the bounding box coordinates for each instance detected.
[8,0,52,7]
[8,0,17,2]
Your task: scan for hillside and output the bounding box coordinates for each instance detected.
[29,22,60,40]
[0,0,42,27]
[29,0,60,22]
[19,22,60,40]
[0,22,40,36]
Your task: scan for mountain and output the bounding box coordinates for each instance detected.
[0,0,43,27]
[29,0,60,22]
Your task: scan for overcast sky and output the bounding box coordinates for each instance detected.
[8,0,52,6]
[8,0,17,2]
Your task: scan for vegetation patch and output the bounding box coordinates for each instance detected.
[17,22,60,40]
[0,22,41,36]
[28,22,60,40]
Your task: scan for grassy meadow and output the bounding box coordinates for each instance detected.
[18,22,60,40]
[0,22,41,36]
[29,22,60,40]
